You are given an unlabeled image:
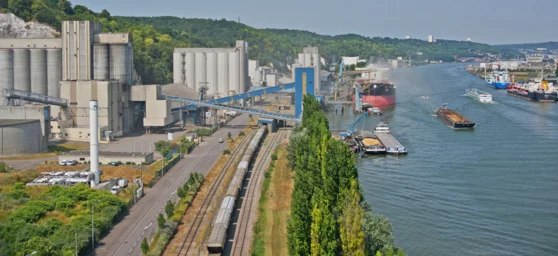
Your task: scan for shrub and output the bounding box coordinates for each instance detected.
[177,187,187,198]
[271,153,278,161]
[141,237,149,254]
[157,213,165,229]
[223,149,230,155]
[165,201,174,218]
[239,131,245,137]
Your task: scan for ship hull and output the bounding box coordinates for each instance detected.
[507,89,557,103]
[436,109,475,129]
[361,95,396,107]
[486,81,510,89]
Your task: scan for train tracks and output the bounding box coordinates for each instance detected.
[174,128,256,256]
[231,128,289,256]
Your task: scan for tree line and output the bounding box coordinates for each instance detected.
[286,95,404,256]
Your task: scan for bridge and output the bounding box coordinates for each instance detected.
[4,88,68,106]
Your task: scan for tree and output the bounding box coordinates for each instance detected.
[141,237,149,254]
[57,0,73,14]
[0,0,9,8]
[227,131,232,139]
[363,210,395,255]
[100,9,110,19]
[385,246,395,256]
[155,140,172,157]
[165,200,174,218]
[177,186,187,198]
[157,213,165,229]
[338,180,365,256]
[8,0,34,20]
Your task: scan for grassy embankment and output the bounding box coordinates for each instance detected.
[251,141,292,256]
[0,142,89,160]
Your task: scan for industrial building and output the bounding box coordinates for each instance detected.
[294,47,321,93]
[59,150,154,165]
[0,119,45,156]
[173,41,249,98]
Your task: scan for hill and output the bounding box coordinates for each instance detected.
[1,0,515,85]
[495,41,558,51]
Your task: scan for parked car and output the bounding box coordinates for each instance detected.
[110,162,119,166]
[218,138,224,143]
[58,160,67,166]
[110,186,120,195]
[66,160,77,166]
[118,179,128,188]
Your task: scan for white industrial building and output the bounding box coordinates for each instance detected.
[428,35,435,43]
[173,41,249,98]
[295,47,321,93]
[342,56,361,66]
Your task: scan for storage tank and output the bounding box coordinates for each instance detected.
[93,44,109,80]
[13,49,30,93]
[110,44,128,85]
[313,53,321,92]
[0,120,44,156]
[185,52,195,90]
[30,49,47,95]
[305,54,312,68]
[0,49,14,100]
[194,52,206,91]
[217,52,228,98]
[228,51,239,95]
[46,49,62,98]
[173,52,184,84]
[206,52,217,95]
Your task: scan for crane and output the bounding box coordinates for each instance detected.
[339,112,369,138]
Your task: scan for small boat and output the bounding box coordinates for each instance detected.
[367,107,383,116]
[465,88,492,103]
[374,122,391,134]
[435,103,475,129]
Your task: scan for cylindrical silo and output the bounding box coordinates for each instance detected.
[298,53,305,66]
[228,51,239,95]
[126,44,134,85]
[305,54,312,68]
[185,52,195,90]
[313,53,321,92]
[30,49,47,95]
[173,52,184,84]
[0,49,14,100]
[217,52,228,98]
[110,44,128,85]
[206,52,217,96]
[46,49,62,98]
[194,52,206,91]
[13,49,30,93]
[93,44,109,81]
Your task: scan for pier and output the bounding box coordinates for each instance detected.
[376,133,407,155]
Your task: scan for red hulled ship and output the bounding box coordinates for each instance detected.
[354,81,396,107]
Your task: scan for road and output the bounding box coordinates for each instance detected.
[93,114,249,256]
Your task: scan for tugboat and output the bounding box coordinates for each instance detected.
[367,107,383,116]
[436,104,475,129]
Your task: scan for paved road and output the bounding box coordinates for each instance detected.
[93,114,249,256]
[3,155,58,170]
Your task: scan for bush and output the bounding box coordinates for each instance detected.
[223,149,231,155]
[165,200,174,218]
[271,153,278,161]
[177,187,187,198]
[157,213,165,229]
[141,237,149,254]
[239,131,245,137]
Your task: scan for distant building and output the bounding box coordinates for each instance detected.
[526,54,549,63]
[428,35,435,43]
[405,36,411,39]
[466,38,472,42]
[342,56,361,66]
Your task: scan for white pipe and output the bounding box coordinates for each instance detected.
[90,100,99,186]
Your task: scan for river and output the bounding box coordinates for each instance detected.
[326,63,558,256]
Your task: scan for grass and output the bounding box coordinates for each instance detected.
[251,145,293,256]
[0,142,89,160]
[0,152,57,160]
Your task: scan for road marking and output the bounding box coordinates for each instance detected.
[144,222,153,230]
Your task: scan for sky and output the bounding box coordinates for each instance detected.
[70,0,557,45]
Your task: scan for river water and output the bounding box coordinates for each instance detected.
[326,64,558,256]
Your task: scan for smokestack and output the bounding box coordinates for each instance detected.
[90,100,100,186]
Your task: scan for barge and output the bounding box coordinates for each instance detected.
[359,131,386,154]
[436,104,475,129]
[373,123,407,155]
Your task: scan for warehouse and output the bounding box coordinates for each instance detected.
[173,41,249,98]
[0,119,45,156]
[59,150,154,165]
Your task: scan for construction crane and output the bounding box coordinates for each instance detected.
[339,112,369,138]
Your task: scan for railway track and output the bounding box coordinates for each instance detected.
[231,128,289,256]
[175,128,256,256]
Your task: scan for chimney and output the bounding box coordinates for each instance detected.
[90,100,100,186]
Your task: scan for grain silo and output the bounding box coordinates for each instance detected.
[93,44,109,80]
[185,52,195,90]
[13,49,30,93]
[173,52,184,84]
[0,49,14,100]
[228,51,239,95]
[46,49,62,97]
[109,44,128,85]
[30,49,47,95]
[217,52,229,97]
[194,52,206,91]
[206,52,217,95]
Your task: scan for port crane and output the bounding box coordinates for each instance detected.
[340,112,369,138]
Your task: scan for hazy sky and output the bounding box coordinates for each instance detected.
[71,0,557,45]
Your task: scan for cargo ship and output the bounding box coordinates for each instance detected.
[465,88,492,103]
[507,80,557,103]
[355,81,396,107]
[436,104,475,129]
[485,70,511,89]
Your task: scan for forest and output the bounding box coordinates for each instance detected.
[286,95,403,256]
[2,0,514,86]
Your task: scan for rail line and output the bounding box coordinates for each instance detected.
[175,128,256,256]
[231,128,289,256]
